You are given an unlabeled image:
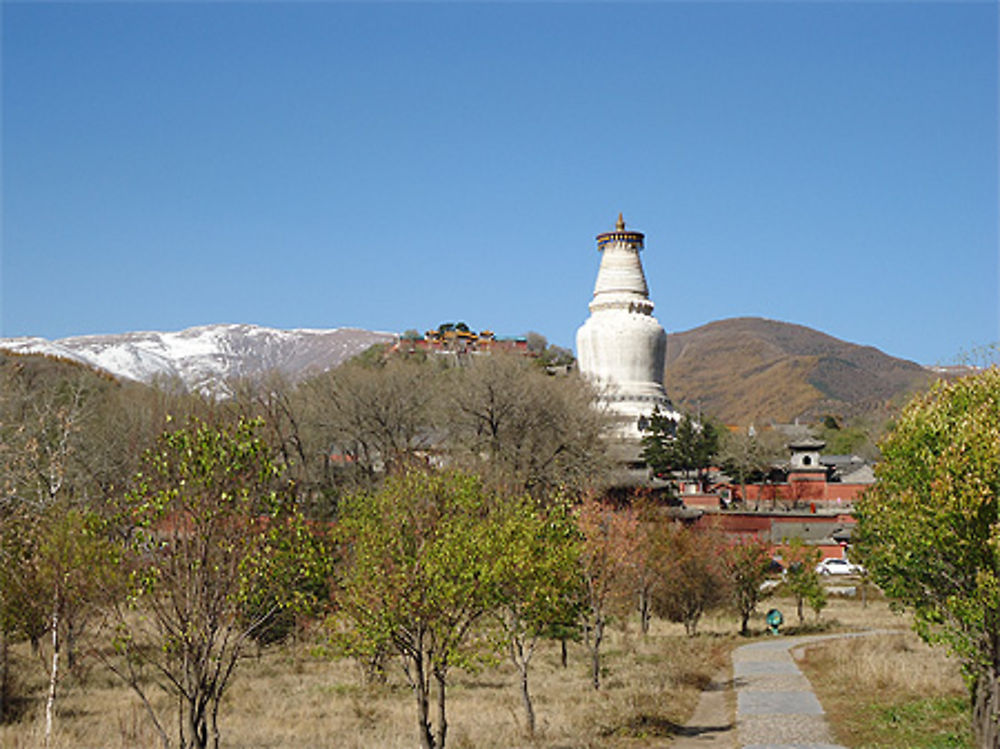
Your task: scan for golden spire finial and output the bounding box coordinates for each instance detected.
[616,213,625,231]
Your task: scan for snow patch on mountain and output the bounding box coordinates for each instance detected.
[0,324,398,394]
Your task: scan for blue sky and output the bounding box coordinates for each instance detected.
[2,1,997,365]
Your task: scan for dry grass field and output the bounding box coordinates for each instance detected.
[0,589,973,749]
[798,627,971,748]
[782,591,971,748]
[0,615,731,749]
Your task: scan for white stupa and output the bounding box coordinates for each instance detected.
[576,214,680,445]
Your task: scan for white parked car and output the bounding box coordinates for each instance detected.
[815,558,863,576]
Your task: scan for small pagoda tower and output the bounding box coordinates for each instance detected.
[787,437,829,483]
[576,214,679,446]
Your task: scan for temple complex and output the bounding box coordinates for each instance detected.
[576,214,680,450]
[573,215,867,566]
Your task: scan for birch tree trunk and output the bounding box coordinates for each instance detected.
[44,606,59,748]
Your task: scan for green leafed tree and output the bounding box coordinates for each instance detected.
[491,492,582,734]
[855,368,1000,747]
[641,411,719,492]
[780,538,826,625]
[336,470,509,749]
[102,416,330,749]
[0,506,48,725]
[33,506,117,747]
[0,363,119,744]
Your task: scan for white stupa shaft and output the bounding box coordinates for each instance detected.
[576,214,678,441]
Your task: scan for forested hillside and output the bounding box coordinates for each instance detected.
[664,317,937,425]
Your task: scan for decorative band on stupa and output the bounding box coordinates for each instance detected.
[596,213,644,249]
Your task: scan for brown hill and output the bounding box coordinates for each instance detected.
[0,348,121,389]
[663,317,937,425]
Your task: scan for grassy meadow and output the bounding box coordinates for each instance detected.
[0,590,971,748]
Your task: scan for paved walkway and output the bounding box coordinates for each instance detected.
[673,632,893,749]
[735,635,848,749]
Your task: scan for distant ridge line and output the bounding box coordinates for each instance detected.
[664,316,935,424]
[0,323,398,395]
[1,317,941,422]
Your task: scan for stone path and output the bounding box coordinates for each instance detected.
[734,635,848,749]
[672,632,894,749]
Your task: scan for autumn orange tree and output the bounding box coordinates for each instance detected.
[649,525,729,636]
[576,497,639,689]
[721,536,773,635]
[633,498,659,636]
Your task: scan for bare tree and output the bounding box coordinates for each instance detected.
[230,374,308,472]
[0,363,107,745]
[442,354,613,495]
[300,357,439,489]
[716,425,784,504]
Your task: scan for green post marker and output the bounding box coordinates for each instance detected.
[766,608,784,635]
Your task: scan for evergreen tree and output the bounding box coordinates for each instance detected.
[641,411,719,491]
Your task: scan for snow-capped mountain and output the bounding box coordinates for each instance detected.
[0,324,398,394]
